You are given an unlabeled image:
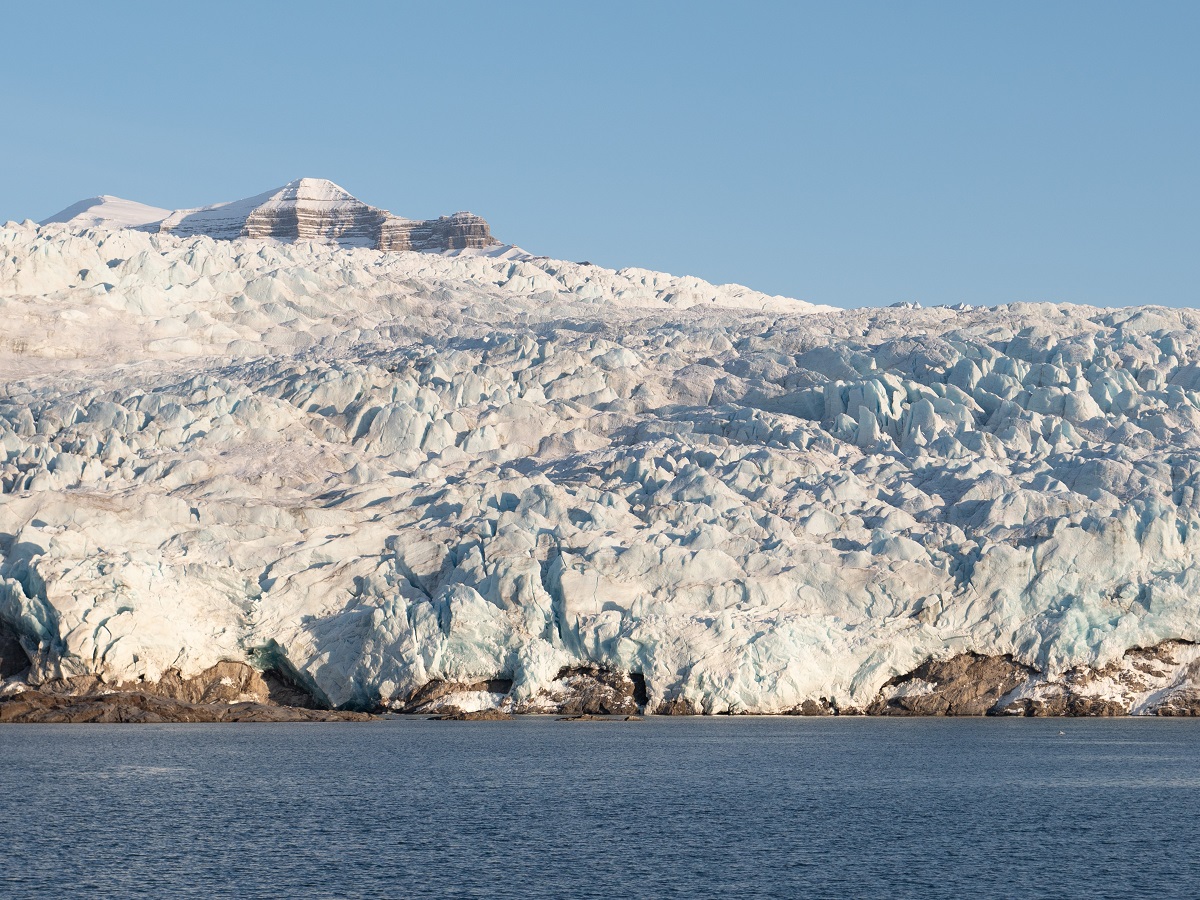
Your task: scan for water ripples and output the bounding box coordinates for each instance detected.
[1,717,1198,899]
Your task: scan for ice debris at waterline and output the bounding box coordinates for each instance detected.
[1,218,1200,718]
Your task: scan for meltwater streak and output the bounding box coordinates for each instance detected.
[1,719,1197,899]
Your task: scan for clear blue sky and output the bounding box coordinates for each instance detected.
[3,2,1197,308]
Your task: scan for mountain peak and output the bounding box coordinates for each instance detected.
[41,179,499,253]
[271,178,363,204]
[40,195,172,229]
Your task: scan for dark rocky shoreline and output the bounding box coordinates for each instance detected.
[0,690,372,724]
[4,645,1198,723]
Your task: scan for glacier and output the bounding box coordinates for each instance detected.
[2,214,1200,718]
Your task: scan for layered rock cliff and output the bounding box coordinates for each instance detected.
[379,211,496,252]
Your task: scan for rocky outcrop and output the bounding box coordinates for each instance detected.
[558,714,644,722]
[0,659,357,724]
[788,698,843,716]
[997,641,1200,717]
[518,667,645,716]
[379,211,494,252]
[0,690,372,723]
[866,642,1200,716]
[432,708,513,721]
[1154,694,1200,716]
[397,667,646,716]
[399,677,516,714]
[1000,695,1128,717]
[19,659,333,707]
[655,697,703,716]
[869,653,1035,716]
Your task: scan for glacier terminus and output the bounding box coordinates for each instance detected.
[2,179,1199,721]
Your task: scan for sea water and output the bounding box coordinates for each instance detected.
[1,717,1197,899]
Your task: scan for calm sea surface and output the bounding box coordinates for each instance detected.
[1,717,1197,899]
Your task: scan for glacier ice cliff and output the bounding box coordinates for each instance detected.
[1,219,1199,716]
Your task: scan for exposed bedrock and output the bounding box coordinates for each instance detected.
[869,642,1200,717]
[433,709,515,721]
[397,666,646,716]
[869,653,1035,716]
[379,212,495,252]
[14,659,331,708]
[0,657,365,723]
[29,661,265,703]
[241,200,386,247]
[0,691,371,724]
[656,697,704,716]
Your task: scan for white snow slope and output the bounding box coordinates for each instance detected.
[39,196,171,230]
[0,220,1197,713]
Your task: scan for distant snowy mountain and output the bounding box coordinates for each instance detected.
[40,195,171,229]
[41,178,498,253]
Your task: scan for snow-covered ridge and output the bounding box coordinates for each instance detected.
[41,196,171,230]
[1,220,1198,716]
[40,178,497,253]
